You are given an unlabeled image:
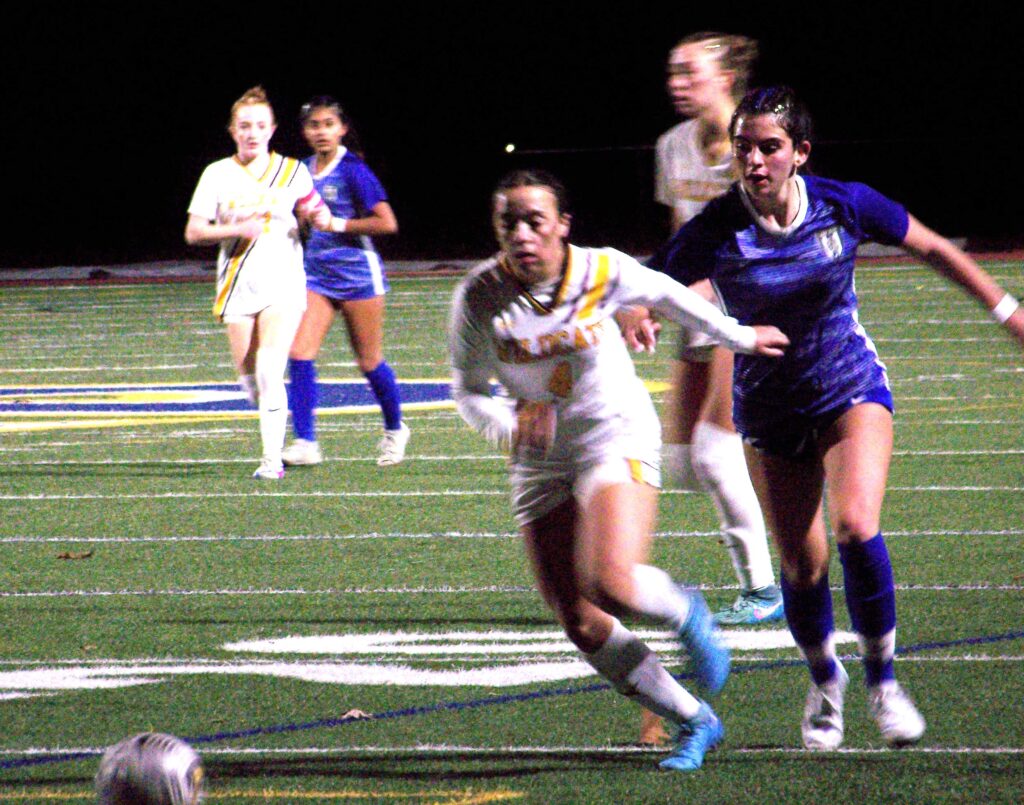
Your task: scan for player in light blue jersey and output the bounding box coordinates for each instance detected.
[651,86,1024,750]
[284,96,409,468]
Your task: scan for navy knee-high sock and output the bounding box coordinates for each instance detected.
[288,359,317,441]
[838,533,897,687]
[365,361,401,431]
[781,573,839,685]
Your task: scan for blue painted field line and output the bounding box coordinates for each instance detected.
[2,628,1022,772]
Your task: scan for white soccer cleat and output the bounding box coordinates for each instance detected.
[802,662,848,751]
[377,422,411,466]
[282,438,323,466]
[869,681,926,747]
[252,458,284,480]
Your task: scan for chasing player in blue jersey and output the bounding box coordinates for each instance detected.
[650,86,1024,750]
[283,96,409,468]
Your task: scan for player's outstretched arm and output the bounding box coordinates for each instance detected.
[184,213,262,245]
[902,216,1024,346]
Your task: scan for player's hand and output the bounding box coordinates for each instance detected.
[616,306,661,353]
[512,400,557,456]
[751,325,789,357]
[234,216,264,241]
[309,204,333,232]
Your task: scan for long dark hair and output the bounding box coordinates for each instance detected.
[730,85,814,146]
[300,95,365,158]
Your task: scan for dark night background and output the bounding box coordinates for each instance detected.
[3,2,1020,268]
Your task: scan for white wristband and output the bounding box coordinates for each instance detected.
[990,293,1020,324]
[330,217,349,233]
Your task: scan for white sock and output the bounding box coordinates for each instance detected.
[631,565,692,632]
[692,422,776,592]
[256,349,288,463]
[858,628,896,670]
[239,374,258,407]
[799,633,842,684]
[661,443,701,491]
[585,618,701,724]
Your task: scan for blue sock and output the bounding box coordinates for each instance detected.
[838,533,897,686]
[287,359,317,441]
[365,361,402,431]
[781,573,838,685]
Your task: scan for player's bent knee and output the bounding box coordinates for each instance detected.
[560,612,608,654]
[832,511,881,544]
[780,557,829,588]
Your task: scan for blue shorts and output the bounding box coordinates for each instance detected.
[307,272,388,303]
[742,385,894,459]
[305,251,389,302]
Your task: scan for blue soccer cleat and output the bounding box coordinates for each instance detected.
[713,584,785,626]
[678,590,731,695]
[659,702,724,772]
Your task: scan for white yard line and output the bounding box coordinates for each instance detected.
[1,744,1020,757]
[4,485,1024,502]
[1,583,1021,599]
[2,528,1023,544]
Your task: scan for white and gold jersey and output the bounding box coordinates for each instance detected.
[188,152,321,318]
[655,119,734,227]
[449,244,757,463]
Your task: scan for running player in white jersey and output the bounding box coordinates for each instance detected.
[283,96,408,469]
[449,169,788,772]
[186,86,331,479]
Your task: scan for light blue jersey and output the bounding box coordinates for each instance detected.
[304,148,390,301]
[652,175,909,441]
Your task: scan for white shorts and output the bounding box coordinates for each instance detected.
[675,293,724,362]
[217,264,307,321]
[220,302,305,325]
[510,449,661,527]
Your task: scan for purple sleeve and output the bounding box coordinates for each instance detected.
[807,176,909,247]
[647,201,725,285]
[847,181,909,245]
[344,157,389,213]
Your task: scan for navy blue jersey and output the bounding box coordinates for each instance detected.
[651,175,910,433]
[304,149,390,299]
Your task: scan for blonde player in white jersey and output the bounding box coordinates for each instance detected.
[186,86,331,479]
[632,33,781,746]
[449,170,788,772]
[652,33,784,625]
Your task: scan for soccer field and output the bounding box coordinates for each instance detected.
[1,265,1022,803]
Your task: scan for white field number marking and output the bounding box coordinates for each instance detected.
[0,629,857,700]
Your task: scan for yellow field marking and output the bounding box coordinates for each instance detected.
[0,788,524,803]
[0,380,669,434]
[898,401,1024,415]
[0,402,456,434]
[205,790,523,803]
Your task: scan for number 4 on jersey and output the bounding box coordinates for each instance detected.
[547,360,573,398]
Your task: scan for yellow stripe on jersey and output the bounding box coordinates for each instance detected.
[212,238,255,316]
[549,246,575,309]
[273,156,300,189]
[577,252,611,321]
[499,256,557,315]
